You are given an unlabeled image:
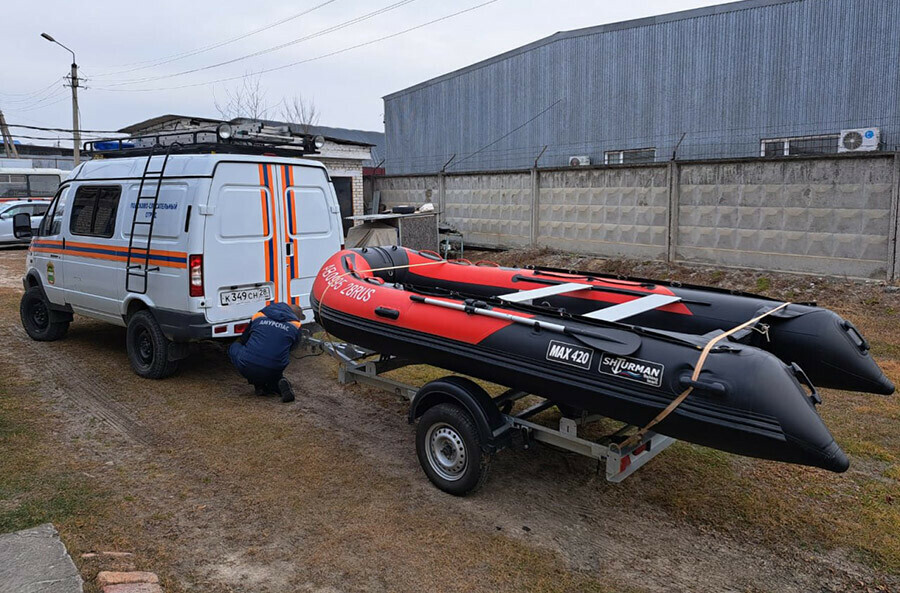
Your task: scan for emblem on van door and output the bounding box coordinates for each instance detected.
[47,262,55,285]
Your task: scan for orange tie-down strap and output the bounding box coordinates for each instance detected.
[616,301,792,451]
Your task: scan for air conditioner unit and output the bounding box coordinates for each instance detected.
[838,128,880,153]
[569,155,591,166]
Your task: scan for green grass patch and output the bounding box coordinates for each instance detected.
[755,277,772,292]
[0,384,103,534]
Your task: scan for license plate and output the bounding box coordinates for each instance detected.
[220,286,272,306]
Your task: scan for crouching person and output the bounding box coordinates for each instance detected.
[228,303,303,402]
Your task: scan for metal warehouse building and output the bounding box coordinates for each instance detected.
[383,0,900,174]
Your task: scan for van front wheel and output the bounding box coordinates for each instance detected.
[20,286,69,341]
[126,310,178,379]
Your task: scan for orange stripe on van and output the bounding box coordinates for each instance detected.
[289,166,300,304]
[65,241,185,259]
[258,164,271,303]
[281,165,295,305]
[267,164,279,303]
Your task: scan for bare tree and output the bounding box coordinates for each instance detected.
[214,74,272,121]
[280,94,320,134]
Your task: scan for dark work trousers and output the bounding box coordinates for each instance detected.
[228,341,284,392]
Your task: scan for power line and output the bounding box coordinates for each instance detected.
[93,0,500,93]
[92,0,340,77]
[7,123,127,134]
[100,0,418,87]
[4,92,70,113]
[449,98,564,169]
[0,78,63,99]
[0,79,66,105]
[4,132,109,141]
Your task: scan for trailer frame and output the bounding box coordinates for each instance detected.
[306,332,675,486]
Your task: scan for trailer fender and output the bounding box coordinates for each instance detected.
[409,377,509,451]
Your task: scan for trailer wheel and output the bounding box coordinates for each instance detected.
[416,403,491,496]
[126,310,178,379]
[20,286,69,341]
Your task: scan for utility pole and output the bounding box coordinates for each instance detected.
[0,110,19,158]
[41,33,82,166]
[68,62,81,166]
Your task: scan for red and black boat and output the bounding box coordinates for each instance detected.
[311,246,895,473]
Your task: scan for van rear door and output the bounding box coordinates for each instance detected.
[204,162,285,323]
[279,164,343,309]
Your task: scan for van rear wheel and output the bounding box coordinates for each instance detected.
[20,286,69,341]
[126,310,179,379]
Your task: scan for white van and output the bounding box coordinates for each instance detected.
[16,151,344,378]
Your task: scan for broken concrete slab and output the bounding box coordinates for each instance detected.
[0,523,83,593]
[102,585,163,593]
[96,572,158,587]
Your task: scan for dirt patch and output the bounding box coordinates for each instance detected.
[0,248,897,593]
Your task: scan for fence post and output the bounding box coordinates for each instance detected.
[530,166,540,246]
[666,161,680,264]
[437,172,446,225]
[889,152,900,283]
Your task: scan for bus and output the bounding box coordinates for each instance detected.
[0,166,67,202]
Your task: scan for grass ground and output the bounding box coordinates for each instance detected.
[0,245,897,592]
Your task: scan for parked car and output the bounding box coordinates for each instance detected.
[0,200,50,244]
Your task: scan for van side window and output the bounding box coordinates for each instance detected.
[38,194,60,236]
[69,185,121,238]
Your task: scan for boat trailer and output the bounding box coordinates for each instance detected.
[302,331,675,494]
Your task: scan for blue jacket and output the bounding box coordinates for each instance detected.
[234,303,302,370]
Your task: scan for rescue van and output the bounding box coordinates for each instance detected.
[14,130,344,378]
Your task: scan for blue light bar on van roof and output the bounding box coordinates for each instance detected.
[94,141,136,151]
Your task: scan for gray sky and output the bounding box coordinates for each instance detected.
[2,0,731,143]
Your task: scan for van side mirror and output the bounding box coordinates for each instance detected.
[13,212,33,239]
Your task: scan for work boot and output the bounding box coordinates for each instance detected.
[254,385,266,397]
[278,378,295,403]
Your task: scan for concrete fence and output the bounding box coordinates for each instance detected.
[373,153,900,282]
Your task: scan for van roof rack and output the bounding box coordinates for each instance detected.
[84,123,325,159]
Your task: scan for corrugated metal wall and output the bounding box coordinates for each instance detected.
[384,0,900,174]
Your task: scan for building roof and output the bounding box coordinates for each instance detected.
[384,0,803,100]
[117,114,223,134]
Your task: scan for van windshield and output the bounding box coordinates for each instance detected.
[0,173,61,198]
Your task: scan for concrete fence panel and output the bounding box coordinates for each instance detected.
[443,172,533,248]
[676,157,896,279]
[375,175,439,211]
[373,153,900,281]
[537,166,669,260]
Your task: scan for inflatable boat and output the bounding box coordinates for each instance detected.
[311,247,895,473]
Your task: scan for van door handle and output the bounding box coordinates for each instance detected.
[49,254,61,259]
[285,242,293,257]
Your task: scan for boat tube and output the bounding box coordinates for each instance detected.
[311,247,895,473]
